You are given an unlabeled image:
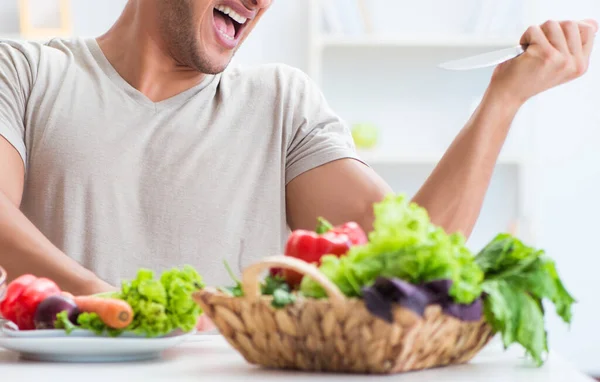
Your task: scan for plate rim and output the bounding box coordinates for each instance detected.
[0,326,198,340]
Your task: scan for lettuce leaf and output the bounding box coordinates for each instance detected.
[482,279,547,366]
[71,265,205,337]
[476,234,575,365]
[300,194,483,304]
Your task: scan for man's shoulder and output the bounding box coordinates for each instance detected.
[0,37,85,77]
[0,39,42,66]
[220,62,316,92]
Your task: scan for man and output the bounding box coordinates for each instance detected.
[0,0,596,296]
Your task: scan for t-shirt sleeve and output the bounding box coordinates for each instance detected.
[0,41,35,168]
[285,68,366,185]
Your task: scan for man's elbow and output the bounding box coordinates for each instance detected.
[357,188,389,233]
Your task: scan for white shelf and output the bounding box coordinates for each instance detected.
[319,34,521,50]
[357,151,525,166]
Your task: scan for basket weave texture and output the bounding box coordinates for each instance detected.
[193,256,494,374]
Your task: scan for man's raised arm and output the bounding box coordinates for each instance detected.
[286,20,597,237]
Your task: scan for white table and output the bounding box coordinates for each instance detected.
[0,335,594,382]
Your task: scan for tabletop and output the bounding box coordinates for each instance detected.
[0,335,594,382]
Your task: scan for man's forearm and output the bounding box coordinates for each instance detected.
[411,87,521,238]
[0,190,114,294]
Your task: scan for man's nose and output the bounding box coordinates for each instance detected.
[249,0,271,9]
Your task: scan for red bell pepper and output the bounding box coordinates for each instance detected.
[0,275,61,330]
[277,217,368,288]
[315,218,368,246]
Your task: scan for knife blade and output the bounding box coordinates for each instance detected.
[438,45,526,71]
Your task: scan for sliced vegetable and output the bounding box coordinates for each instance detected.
[0,275,61,330]
[72,295,133,329]
[34,294,79,330]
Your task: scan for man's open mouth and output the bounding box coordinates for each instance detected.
[213,5,248,42]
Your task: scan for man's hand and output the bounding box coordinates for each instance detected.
[490,19,598,107]
[0,136,113,296]
[196,314,216,332]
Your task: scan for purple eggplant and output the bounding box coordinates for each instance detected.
[34,294,80,329]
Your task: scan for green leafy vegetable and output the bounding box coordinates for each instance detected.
[482,279,547,365]
[261,274,289,295]
[219,260,244,297]
[300,194,483,304]
[476,234,575,366]
[219,261,296,309]
[261,274,296,309]
[65,265,205,338]
[54,310,78,334]
[271,289,296,308]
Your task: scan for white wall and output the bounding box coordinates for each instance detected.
[528,0,600,374]
[0,0,598,374]
[0,0,128,36]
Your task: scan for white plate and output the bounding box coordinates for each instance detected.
[0,326,197,362]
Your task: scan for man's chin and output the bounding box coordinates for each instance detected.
[197,55,235,75]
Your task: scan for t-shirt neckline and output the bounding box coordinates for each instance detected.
[83,37,219,111]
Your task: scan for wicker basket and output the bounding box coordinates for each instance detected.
[192,256,495,374]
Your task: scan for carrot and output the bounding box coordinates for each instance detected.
[73,296,134,329]
[62,291,74,299]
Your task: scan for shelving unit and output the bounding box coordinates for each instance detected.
[306,0,541,247]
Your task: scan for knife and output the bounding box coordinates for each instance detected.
[438,45,527,71]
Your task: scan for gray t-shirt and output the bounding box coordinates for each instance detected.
[0,37,361,287]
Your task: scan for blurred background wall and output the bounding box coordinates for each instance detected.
[1,0,598,375]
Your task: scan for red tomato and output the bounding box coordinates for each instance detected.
[0,276,61,330]
[0,274,37,323]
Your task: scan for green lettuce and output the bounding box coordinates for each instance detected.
[300,194,483,304]
[57,265,205,338]
[476,234,575,366]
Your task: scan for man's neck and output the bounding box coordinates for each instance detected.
[95,2,207,103]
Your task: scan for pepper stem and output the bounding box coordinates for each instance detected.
[315,217,334,234]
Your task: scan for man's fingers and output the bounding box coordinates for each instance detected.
[521,24,553,52]
[580,19,599,33]
[580,20,597,57]
[560,21,582,57]
[541,20,570,53]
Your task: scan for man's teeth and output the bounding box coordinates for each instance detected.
[215,5,247,25]
[218,30,234,40]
